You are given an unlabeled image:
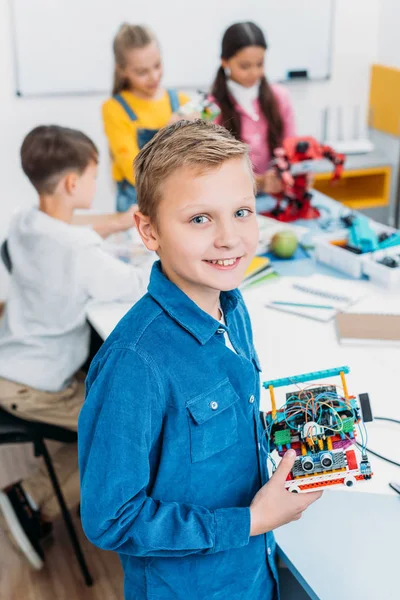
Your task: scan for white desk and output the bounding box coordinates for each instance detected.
[87,190,400,599]
[276,491,400,600]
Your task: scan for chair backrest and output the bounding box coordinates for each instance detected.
[0,239,12,273]
[0,407,77,445]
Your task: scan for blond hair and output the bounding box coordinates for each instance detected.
[134,120,253,225]
[112,23,156,95]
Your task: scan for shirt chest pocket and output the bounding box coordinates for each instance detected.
[185,378,239,464]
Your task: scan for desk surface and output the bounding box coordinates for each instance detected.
[87,189,400,599]
[275,491,400,600]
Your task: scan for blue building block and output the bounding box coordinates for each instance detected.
[348,215,379,253]
[263,366,350,389]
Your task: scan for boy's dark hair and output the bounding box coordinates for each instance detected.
[21,125,99,194]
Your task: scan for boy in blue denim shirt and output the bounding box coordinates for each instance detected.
[78,121,322,599]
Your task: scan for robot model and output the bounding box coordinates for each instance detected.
[263,136,345,222]
[262,366,373,493]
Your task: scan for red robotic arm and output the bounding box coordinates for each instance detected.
[263,137,345,222]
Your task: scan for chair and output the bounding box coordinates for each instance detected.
[0,407,93,585]
[0,239,11,274]
[0,238,95,584]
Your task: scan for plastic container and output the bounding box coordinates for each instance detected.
[314,222,396,278]
[363,246,400,289]
[314,229,366,278]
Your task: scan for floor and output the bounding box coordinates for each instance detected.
[0,443,311,600]
[0,443,123,600]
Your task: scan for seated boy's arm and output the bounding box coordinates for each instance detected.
[80,245,153,303]
[72,206,137,239]
[78,347,250,557]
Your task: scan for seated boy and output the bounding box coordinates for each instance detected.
[0,125,152,570]
[78,120,322,600]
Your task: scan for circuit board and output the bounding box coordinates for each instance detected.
[262,367,373,492]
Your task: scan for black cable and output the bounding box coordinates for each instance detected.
[374,416,400,426]
[362,416,400,468]
[362,447,400,468]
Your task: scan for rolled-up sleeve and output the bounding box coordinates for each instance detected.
[78,347,250,557]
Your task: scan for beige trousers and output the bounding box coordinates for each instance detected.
[0,375,85,519]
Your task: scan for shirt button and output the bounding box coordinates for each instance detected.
[249,395,255,404]
[216,328,225,334]
[210,401,219,410]
[267,547,272,556]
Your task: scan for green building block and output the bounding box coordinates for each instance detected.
[274,429,292,446]
[342,417,354,433]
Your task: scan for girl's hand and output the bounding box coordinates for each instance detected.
[167,112,182,126]
[182,111,201,121]
[249,450,323,536]
[167,111,201,126]
[263,169,284,195]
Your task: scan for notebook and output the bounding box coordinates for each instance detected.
[336,313,400,345]
[241,269,279,290]
[244,256,270,279]
[264,274,366,322]
[241,257,278,290]
[335,287,400,345]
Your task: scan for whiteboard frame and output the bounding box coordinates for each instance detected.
[10,0,335,98]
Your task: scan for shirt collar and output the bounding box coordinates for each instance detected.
[148,261,241,345]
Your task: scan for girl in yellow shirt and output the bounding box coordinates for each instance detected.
[103,24,190,211]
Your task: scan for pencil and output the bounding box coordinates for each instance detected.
[270,301,335,310]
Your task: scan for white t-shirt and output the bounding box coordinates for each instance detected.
[219,309,236,353]
[0,208,153,392]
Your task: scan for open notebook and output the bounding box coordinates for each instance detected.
[264,274,366,322]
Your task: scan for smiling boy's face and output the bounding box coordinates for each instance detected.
[135,156,259,311]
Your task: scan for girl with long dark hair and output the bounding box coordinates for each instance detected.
[211,22,296,198]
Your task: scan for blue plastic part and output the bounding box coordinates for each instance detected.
[349,215,379,253]
[263,366,350,389]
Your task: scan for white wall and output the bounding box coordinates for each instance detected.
[0,0,381,297]
[377,0,400,68]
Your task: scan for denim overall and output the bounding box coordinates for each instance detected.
[113,90,180,211]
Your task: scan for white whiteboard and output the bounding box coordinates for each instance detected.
[11,0,334,97]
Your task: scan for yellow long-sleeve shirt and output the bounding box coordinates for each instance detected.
[102,90,189,186]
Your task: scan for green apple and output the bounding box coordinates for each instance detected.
[270,231,298,259]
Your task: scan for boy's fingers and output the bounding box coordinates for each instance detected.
[272,450,297,485]
[294,490,323,509]
[302,490,323,505]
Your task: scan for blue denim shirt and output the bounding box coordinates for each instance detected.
[78,261,279,600]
